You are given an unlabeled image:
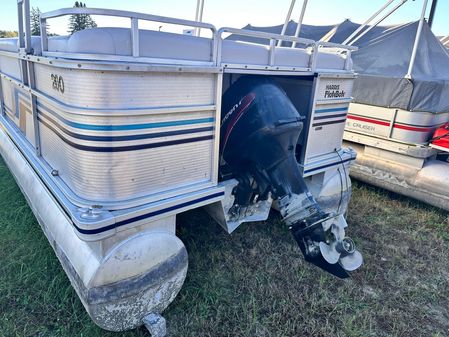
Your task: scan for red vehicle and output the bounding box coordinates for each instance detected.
[431,123,449,152]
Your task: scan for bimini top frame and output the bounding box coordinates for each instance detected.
[279,0,440,79]
[441,35,449,48]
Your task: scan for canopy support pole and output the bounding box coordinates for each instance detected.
[277,0,296,47]
[405,0,429,79]
[440,35,449,46]
[194,0,205,36]
[343,0,396,45]
[428,0,438,28]
[292,0,308,48]
[348,0,408,46]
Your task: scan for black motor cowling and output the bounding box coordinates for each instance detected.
[220,76,308,202]
[219,76,360,278]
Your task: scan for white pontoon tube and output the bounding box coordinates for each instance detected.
[0,0,362,335]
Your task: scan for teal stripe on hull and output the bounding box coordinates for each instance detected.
[315,107,348,114]
[36,102,214,131]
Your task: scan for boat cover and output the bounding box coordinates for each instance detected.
[229,20,449,113]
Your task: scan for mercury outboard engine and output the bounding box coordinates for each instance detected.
[219,76,362,278]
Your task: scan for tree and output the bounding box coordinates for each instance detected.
[0,31,18,38]
[68,1,97,34]
[30,7,42,36]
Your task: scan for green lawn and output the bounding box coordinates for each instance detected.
[0,156,448,337]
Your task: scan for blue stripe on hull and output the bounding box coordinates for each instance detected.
[313,112,347,121]
[39,111,214,142]
[39,117,213,152]
[36,102,214,131]
[315,107,348,114]
[14,91,215,131]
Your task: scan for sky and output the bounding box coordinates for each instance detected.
[0,0,448,37]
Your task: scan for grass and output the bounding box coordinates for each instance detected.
[0,155,449,337]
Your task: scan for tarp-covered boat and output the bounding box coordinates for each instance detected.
[233,0,449,211]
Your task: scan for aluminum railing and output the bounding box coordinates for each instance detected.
[217,27,316,70]
[14,1,358,71]
[39,7,218,63]
[217,27,357,71]
[17,0,31,53]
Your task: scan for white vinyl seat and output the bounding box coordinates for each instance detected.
[0,35,68,55]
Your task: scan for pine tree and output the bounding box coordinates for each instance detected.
[30,7,42,36]
[68,1,97,34]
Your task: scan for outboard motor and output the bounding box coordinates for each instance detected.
[219,76,362,278]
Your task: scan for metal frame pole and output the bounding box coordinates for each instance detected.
[16,0,40,155]
[428,0,438,28]
[405,0,429,79]
[0,75,4,117]
[17,0,30,84]
[40,16,48,52]
[28,62,41,156]
[131,18,140,57]
[292,0,308,48]
[277,0,296,47]
[343,0,396,45]
[440,35,449,46]
[23,0,31,52]
[348,0,409,46]
[194,0,205,36]
[17,1,25,49]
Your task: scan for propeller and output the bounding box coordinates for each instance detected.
[319,236,363,272]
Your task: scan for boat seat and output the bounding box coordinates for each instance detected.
[0,36,68,55]
[0,27,348,70]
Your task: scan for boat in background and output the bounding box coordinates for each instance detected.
[342,0,449,211]
[232,0,449,211]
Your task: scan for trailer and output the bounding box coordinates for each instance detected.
[0,1,362,335]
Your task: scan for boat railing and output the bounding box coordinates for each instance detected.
[16,0,358,72]
[217,27,357,72]
[217,27,315,71]
[17,0,32,54]
[316,41,358,70]
[39,7,219,65]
